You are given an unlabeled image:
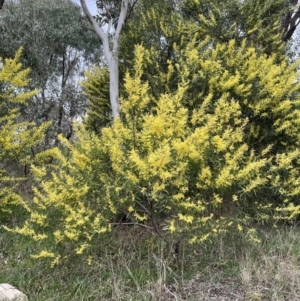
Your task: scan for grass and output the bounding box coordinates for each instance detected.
[1,223,300,300]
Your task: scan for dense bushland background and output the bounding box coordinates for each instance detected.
[1,0,300,300]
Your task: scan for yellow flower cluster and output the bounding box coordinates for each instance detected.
[0,49,50,216]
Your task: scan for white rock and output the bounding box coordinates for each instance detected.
[0,284,28,301]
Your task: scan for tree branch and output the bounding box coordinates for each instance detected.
[98,0,113,20]
[114,0,129,44]
[148,198,169,245]
[0,0,5,10]
[80,0,112,61]
[124,0,138,24]
[282,2,300,41]
[79,0,107,43]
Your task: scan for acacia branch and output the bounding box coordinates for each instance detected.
[109,222,153,229]
[98,0,113,20]
[148,198,170,245]
[124,0,139,24]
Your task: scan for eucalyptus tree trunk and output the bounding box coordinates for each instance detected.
[80,0,129,119]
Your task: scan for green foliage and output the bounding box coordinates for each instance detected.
[0,0,99,83]
[0,49,50,218]
[4,225,300,300]
[120,0,184,93]
[182,0,288,56]
[81,66,112,132]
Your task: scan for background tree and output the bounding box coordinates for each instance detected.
[0,0,101,145]
[80,0,138,119]
[181,0,294,56]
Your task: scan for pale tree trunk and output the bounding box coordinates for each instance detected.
[80,0,129,119]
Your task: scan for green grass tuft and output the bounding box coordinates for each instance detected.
[1,224,300,300]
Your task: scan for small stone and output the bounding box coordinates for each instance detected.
[0,283,28,301]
